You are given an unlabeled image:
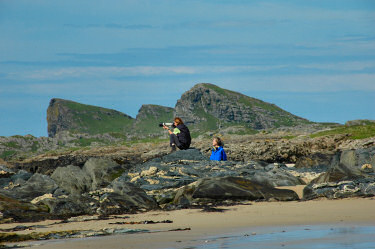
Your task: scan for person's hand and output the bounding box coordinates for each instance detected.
[163,125,169,130]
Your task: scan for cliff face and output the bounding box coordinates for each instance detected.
[47,99,134,137]
[175,83,310,130]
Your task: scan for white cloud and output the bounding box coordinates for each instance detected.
[4,65,289,81]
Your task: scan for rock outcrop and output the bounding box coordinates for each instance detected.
[175,83,310,130]
[303,147,375,200]
[47,98,134,137]
[0,173,59,202]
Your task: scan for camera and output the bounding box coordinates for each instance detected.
[159,122,174,127]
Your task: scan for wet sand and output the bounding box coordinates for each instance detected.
[3,197,375,249]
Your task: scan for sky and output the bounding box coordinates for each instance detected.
[1,0,375,137]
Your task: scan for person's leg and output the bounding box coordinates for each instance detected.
[170,134,181,151]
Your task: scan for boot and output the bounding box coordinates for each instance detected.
[170,144,177,153]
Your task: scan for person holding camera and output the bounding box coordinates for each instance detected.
[210,137,227,161]
[163,117,191,152]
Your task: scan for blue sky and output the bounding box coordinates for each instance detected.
[1,0,375,137]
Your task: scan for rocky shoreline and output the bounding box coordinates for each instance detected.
[1,134,374,245]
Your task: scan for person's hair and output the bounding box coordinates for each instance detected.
[213,137,224,147]
[174,117,184,125]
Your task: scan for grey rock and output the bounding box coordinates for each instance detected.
[83,158,125,190]
[51,158,128,195]
[303,179,375,200]
[107,177,158,210]
[251,169,305,187]
[0,173,58,202]
[0,193,51,222]
[173,176,299,206]
[312,162,366,184]
[0,178,11,188]
[333,147,375,172]
[295,153,333,169]
[311,148,375,184]
[0,165,15,178]
[51,165,92,195]
[303,147,375,200]
[41,195,95,218]
[10,170,33,185]
[98,190,158,216]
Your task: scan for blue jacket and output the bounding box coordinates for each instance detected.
[210,146,227,161]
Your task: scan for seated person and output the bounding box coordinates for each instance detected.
[210,137,227,161]
[163,117,191,152]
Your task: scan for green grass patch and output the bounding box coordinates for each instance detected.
[31,141,39,152]
[59,100,135,135]
[283,135,298,140]
[1,141,21,149]
[202,83,229,96]
[227,127,258,135]
[132,105,174,135]
[310,123,375,139]
[126,137,169,145]
[110,169,126,181]
[193,106,219,131]
[0,150,17,160]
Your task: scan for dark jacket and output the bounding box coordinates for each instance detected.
[210,146,227,161]
[176,124,191,149]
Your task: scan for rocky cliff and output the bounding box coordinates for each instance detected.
[175,83,310,131]
[46,84,312,138]
[47,98,134,137]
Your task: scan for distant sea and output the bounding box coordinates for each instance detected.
[179,225,375,249]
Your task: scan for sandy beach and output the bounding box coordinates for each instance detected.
[2,197,375,249]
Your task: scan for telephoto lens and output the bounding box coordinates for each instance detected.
[159,122,173,127]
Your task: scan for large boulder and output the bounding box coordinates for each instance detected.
[303,147,375,200]
[51,158,126,195]
[311,148,374,184]
[10,170,33,185]
[240,163,306,187]
[105,177,158,213]
[51,165,92,195]
[311,163,366,184]
[83,158,125,190]
[173,176,299,206]
[40,195,96,218]
[339,148,375,172]
[0,173,58,202]
[250,168,305,187]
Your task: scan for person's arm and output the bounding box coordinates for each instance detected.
[163,125,173,135]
